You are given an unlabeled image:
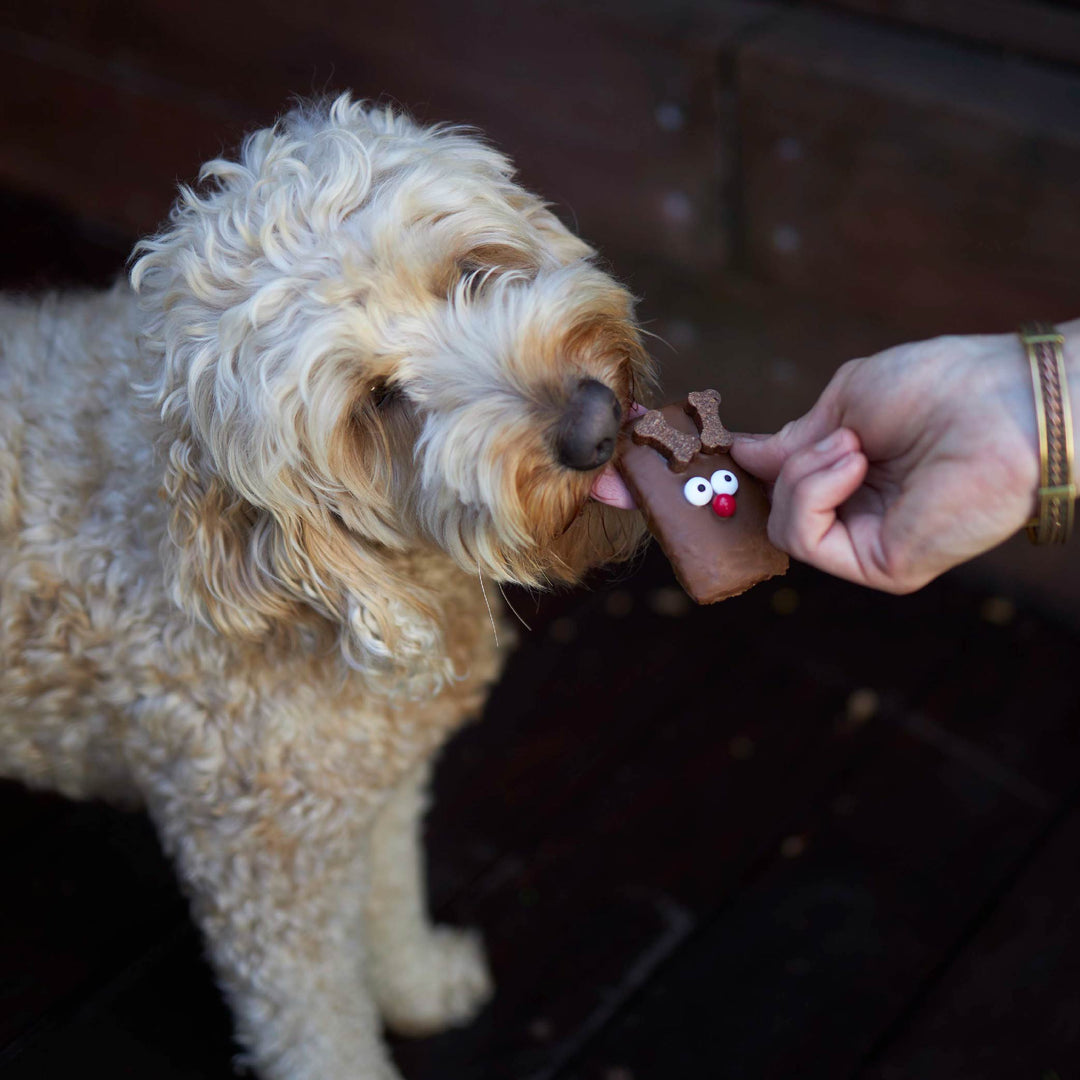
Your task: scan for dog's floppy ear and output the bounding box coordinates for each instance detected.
[160,420,302,642]
[137,284,451,677]
[160,415,450,681]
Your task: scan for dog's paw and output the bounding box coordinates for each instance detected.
[374,926,493,1037]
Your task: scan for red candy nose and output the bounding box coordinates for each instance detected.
[712,493,736,517]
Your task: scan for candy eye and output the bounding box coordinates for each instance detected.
[683,476,714,506]
[710,469,739,496]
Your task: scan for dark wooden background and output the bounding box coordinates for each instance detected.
[3,2,1080,1077]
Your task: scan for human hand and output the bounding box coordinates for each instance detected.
[731,324,1078,593]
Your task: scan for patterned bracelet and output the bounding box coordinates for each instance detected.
[1020,322,1075,545]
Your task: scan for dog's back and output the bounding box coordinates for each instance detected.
[0,284,165,801]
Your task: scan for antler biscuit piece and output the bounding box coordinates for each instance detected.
[685,389,734,455]
[631,409,700,471]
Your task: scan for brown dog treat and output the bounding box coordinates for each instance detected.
[685,389,734,456]
[631,408,700,471]
[618,399,788,604]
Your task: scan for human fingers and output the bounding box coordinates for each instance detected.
[730,401,846,483]
[768,433,874,582]
[769,428,862,500]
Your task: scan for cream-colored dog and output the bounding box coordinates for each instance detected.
[0,95,651,1079]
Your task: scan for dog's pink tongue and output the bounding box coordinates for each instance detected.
[590,463,637,509]
[589,403,647,509]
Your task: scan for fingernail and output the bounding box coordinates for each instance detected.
[814,430,844,453]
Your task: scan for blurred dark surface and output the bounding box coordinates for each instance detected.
[3,2,1080,1078]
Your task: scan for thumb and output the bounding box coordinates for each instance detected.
[729,433,786,483]
[731,409,839,483]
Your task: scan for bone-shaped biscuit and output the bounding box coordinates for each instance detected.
[685,389,734,456]
[631,409,701,471]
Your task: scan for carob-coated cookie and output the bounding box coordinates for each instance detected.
[617,391,788,603]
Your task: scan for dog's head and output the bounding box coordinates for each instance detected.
[132,95,653,678]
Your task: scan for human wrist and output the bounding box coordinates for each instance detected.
[962,329,1039,531]
[993,322,1080,529]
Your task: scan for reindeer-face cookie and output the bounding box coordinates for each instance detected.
[617,392,788,604]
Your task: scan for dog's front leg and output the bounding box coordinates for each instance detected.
[366,759,493,1036]
[147,778,401,1080]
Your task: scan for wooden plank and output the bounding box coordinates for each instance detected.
[860,806,1080,1080]
[557,727,1048,1080]
[912,603,1080,805]
[0,1,747,266]
[819,0,1080,69]
[738,9,1080,334]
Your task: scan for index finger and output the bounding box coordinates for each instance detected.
[730,405,841,483]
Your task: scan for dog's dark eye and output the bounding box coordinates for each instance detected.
[368,381,400,410]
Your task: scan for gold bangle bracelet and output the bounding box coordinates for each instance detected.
[1020,322,1075,545]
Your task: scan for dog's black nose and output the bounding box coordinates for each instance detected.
[555,379,622,471]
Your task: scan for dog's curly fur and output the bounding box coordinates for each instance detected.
[0,96,652,1078]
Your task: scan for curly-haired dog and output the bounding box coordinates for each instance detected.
[0,96,652,1079]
